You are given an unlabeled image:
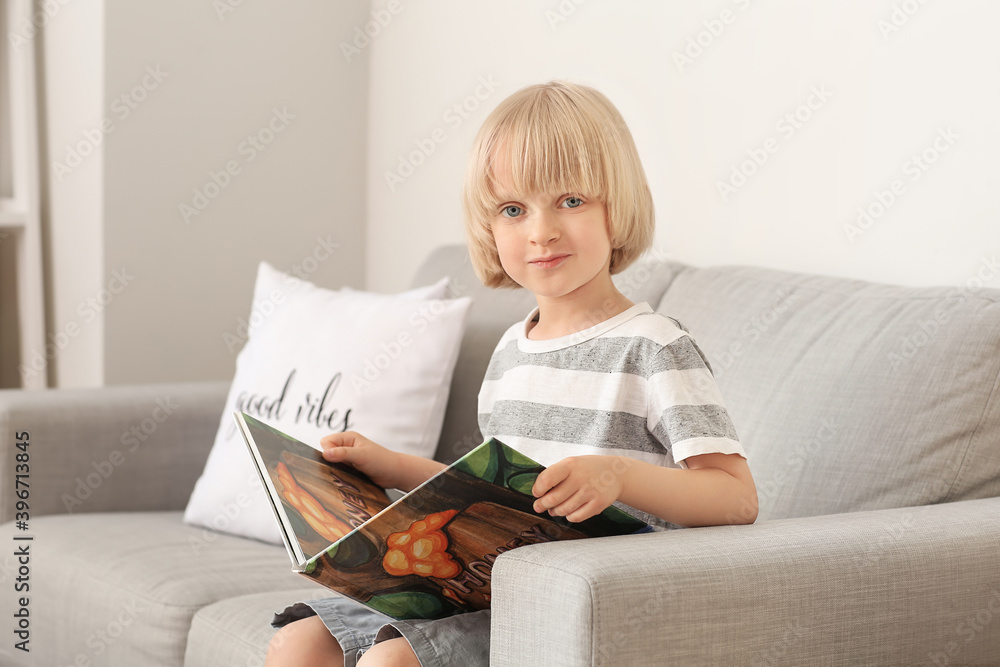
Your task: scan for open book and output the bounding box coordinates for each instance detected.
[235,412,650,620]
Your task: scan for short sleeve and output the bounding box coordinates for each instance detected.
[646,334,745,464]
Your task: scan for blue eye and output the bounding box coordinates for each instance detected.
[501,205,524,218]
[562,196,583,209]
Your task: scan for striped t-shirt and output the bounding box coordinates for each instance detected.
[477,302,745,528]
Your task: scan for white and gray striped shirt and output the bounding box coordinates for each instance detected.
[478,302,745,528]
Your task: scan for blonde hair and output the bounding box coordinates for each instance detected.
[462,80,655,289]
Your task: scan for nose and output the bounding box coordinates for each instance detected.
[528,208,560,246]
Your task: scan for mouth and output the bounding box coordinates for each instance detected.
[529,254,569,269]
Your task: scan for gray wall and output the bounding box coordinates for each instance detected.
[41,0,369,386]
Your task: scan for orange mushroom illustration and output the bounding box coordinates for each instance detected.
[382,510,461,579]
[276,461,353,543]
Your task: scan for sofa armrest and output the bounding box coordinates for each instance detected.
[490,497,1000,666]
[0,382,228,522]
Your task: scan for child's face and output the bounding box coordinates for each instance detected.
[489,163,614,305]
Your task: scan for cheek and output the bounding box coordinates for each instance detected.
[582,224,613,255]
[492,229,518,262]
[490,238,514,276]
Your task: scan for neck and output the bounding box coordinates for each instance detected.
[529,278,634,340]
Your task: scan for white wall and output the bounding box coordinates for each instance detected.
[366,0,1000,293]
[40,0,370,387]
[34,0,1000,387]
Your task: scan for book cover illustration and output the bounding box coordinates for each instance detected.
[236,412,650,620]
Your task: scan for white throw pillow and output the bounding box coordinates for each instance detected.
[183,262,472,544]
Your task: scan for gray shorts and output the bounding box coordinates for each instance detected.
[271,596,490,667]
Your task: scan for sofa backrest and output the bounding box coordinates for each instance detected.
[658,261,1000,521]
[413,245,1000,522]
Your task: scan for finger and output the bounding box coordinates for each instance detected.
[546,487,593,518]
[564,498,604,523]
[532,463,570,498]
[532,479,580,513]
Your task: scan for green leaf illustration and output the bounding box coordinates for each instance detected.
[503,446,538,469]
[365,591,458,620]
[506,470,539,496]
[328,533,378,569]
[453,440,498,482]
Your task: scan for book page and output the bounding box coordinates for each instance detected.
[239,413,391,562]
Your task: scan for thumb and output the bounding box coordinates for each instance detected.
[322,446,352,463]
[321,436,368,466]
[320,431,362,451]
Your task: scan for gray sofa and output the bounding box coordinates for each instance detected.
[2,244,999,666]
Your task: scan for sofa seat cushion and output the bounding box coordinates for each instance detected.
[183,587,328,667]
[1,511,306,667]
[658,264,1000,520]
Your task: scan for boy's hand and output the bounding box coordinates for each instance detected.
[320,431,404,490]
[531,455,631,523]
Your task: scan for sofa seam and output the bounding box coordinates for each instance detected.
[946,355,1000,502]
[185,609,270,656]
[586,567,597,667]
[53,567,204,665]
[71,566,228,612]
[66,570,315,663]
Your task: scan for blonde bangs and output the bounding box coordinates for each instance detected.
[486,97,606,208]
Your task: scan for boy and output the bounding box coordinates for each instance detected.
[266,81,757,667]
